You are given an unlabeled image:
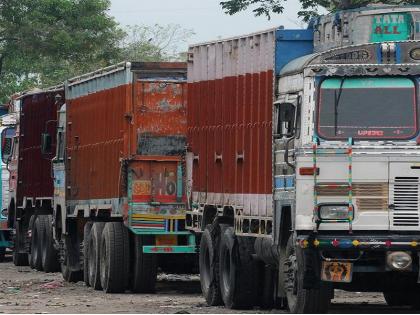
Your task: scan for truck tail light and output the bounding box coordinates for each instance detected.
[299,167,319,176]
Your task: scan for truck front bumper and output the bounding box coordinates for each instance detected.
[128,228,197,254]
[297,233,420,251]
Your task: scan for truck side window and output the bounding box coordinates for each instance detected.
[1,128,15,163]
[57,131,65,160]
[277,103,296,138]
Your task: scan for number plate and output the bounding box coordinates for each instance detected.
[155,235,177,246]
[321,261,353,283]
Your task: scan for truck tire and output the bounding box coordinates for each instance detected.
[259,264,276,309]
[219,226,258,309]
[131,235,157,293]
[0,247,5,262]
[61,234,83,283]
[199,223,224,306]
[88,222,105,290]
[40,215,60,272]
[100,222,130,293]
[30,216,43,271]
[284,235,331,313]
[13,219,29,266]
[26,215,36,266]
[83,222,93,286]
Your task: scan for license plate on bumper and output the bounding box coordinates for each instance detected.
[321,261,353,283]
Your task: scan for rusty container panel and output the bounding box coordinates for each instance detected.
[66,62,188,204]
[188,30,276,217]
[135,80,187,156]
[17,91,62,204]
[66,66,131,202]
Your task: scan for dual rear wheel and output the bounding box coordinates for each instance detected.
[78,221,158,293]
[199,223,259,310]
[29,215,59,272]
[199,224,332,312]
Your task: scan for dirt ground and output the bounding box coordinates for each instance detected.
[0,255,415,314]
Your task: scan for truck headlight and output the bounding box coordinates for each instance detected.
[319,204,352,221]
[386,252,412,271]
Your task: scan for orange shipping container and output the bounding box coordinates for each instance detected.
[65,62,187,222]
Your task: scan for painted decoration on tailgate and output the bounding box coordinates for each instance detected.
[129,161,181,204]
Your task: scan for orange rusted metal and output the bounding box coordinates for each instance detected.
[66,62,187,204]
[67,84,129,201]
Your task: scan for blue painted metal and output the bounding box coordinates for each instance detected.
[376,44,383,64]
[275,29,314,74]
[176,163,183,200]
[142,233,196,254]
[0,231,10,248]
[396,43,402,64]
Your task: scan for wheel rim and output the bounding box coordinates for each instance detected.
[221,246,231,294]
[201,245,211,289]
[32,224,38,264]
[61,241,70,278]
[41,226,47,263]
[88,236,95,280]
[285,246,298,310]
[100,238,108,289]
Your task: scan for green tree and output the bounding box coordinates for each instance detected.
[0,0,123,102]
[121,24,194,62]
[220,0,420,21]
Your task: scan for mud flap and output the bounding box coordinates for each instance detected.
[302,248,321,289]
[417,253,420,284]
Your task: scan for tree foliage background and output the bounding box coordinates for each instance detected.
[0,0,192,102]
[221,0,420,21]
[0,0,417,102]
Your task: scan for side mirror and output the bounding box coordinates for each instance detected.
[41,133,52,154]
[1,128,15,164]
[276,102,296,138]
[1,137,12,164]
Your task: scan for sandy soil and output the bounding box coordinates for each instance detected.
[0,255,415,314]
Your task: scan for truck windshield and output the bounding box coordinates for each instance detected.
[317,77,417,140]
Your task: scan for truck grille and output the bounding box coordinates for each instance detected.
[317,183,388,212]
[391,177,420,227]
[317,183,388,197]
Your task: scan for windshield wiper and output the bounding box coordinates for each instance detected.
[334,78,345,136]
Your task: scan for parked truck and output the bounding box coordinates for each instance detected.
[8,87,62,271]
[50,62,196,292]
[0,105,16,261]
[186,4,420,312]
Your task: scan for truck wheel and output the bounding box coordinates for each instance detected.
[40,215,60,272]
[199,224,224,306]
[219,226,258,309]
[83,222,93,286]
[383,291,410,307]
[88,222,105,290]
[61,235,83,283]
[131,235,157,293]
[13,219,29,266]
[259,264,276,309]
[0,247,5,262]
[100,222,130,293]
[26,215,36,266]
[13,222,29,266]
[30,216,43,271]
[284,235,331,313]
